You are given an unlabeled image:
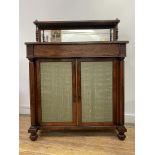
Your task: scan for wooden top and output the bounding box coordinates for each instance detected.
[25,41,128,45]
[34,19,120,30]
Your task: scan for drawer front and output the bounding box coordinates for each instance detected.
[34,44,120,58]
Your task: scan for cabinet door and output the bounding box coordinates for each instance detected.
[38,59,76,126]
[78,59,114,126]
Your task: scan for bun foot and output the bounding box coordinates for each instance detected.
[30,133,38,141]
[28,126,39,141]
[117,133,126,140]
[116,126,127,141]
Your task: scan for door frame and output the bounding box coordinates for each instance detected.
[35,57,119,127]
[36,58,77,126]
[77,58,117,126]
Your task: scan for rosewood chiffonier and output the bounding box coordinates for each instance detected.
[25,19,128,141]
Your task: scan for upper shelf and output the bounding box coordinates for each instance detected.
[34,19,120,30]
[33,19,121,42]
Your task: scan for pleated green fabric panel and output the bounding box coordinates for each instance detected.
[40,62,72,122]
[81,61,113,122]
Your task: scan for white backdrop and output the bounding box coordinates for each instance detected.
[19,0,135,123]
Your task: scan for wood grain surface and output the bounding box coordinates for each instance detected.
[20,115,134,155]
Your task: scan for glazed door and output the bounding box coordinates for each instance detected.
[37,59,77,126]
[77,58,115,126]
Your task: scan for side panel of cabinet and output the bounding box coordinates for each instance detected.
[77,58,117,126]
[36,59,77,126]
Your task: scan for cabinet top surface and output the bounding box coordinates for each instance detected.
[34,19,120,30]
[25,41,129,45]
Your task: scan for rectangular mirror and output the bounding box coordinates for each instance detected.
[41,29,113,42]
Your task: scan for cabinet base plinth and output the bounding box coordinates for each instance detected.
[28,125,127,141]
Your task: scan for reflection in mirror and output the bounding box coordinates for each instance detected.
[41,29,113,42]
[62,29,112,42]
[41,30,61,42]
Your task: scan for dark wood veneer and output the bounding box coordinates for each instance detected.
[26,20,128,141]
[26,42,127,59]
[26,42,128,141]
[34,19,120,30]
[34,44,120,58]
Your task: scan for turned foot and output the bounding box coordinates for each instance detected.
[117,132,126,140]
[28,126,39,141]
[116,126,127,141]
[30,133,38,141]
